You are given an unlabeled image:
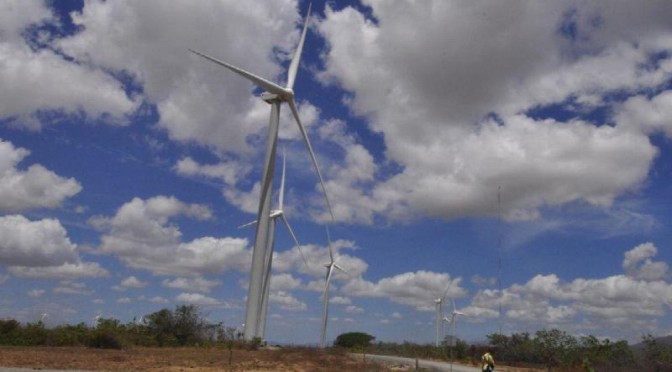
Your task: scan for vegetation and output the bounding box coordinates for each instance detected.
[340,328,670,372]
[0,305,241,349]
[333,332,375,350]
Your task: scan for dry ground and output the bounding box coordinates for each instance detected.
[0,346,395,371]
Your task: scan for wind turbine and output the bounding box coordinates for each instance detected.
[40,312,48,324]
[239,151,306,339]
[433,285,451,347]
[320,225,345,348]
[92,314,101,328]
[443,299,465,372]
[189,3,334,340]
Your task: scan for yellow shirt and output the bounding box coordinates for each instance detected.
[482,352,495,370]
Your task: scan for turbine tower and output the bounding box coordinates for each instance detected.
[321,225,345,348]
[443,299,465,372]
[434,284,450,347]
[239,151,306,339]
[190,3,334,340]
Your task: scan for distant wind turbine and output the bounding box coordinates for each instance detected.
[434,285,451,347]
[40,312,48,323]
[320,225,346,348]
[190,3,333,340]
[240,151,307,339]
[92,314,101,328]
[443,299,466,372]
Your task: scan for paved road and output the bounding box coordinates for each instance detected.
[354,353,480,372]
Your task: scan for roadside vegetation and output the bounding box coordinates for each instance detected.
[0,305,241,349]
[2,311,671,371]
[338,329,672,372]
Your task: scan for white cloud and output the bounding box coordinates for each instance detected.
[0,139,81,212]
[269,273,302,291]
[9,262,108,280]
[330,296,351,305]
[274,239,368,279]
[55,0,303,154]
[0,214,107,280]
[28,289,45,298]
[175,292,219,306]
[54,281,93,295]
[114,276,147,291]
[92,195,251,276]
[0,2,137,129]
[162,277,222,293]
[345,305,364,314]
[342,270,466,311]
[117,297,132,304]
[0,215,78,266]
[622,242,669,281]
[468,244,672,334]
[617,91,672,138]
[270,290,307,311]
[315,1,672,222]
[174,157,251,186]
[148,296,170,304]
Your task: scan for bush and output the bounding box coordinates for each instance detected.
[334,332,375,349]
[87,329,124,349]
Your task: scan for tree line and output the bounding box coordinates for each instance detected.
[0,305,242,349]
[335,329,672,372]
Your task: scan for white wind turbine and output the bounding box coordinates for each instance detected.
[189,3,334,340]
[443,299,466,372]
[40,312,48,324]
[320,225,345,348]
[433,285,451,347]
[92,314,101,328]
[239,151,307,340]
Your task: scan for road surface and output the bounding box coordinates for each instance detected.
[353,353,481,372]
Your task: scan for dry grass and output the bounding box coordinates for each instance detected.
[0,345,394,371]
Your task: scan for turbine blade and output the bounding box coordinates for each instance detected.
[286,3,311,90]
[334,263,347,274]
[189,49,286,96]
[238,220,258,229]
[325,225,334,262]
[287,98,335,221]
[279,148,286,210]
[280,214,308,268]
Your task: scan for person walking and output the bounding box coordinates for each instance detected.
[481,350,495,371]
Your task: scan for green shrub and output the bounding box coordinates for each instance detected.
[87,329,124,349]
[334,332,375,349]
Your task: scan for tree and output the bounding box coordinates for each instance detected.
[334,332,375,349]
[534,329,578,371]
[641,334,672,371]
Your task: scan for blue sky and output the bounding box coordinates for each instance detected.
[0,0,671,345]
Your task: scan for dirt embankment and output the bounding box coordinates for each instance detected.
[0,346,397,371]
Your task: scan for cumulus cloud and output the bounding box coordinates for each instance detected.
[622,242,669,281]
[175,292,220,306]
[273,239,368,279]
[9,262,108,280]
[0,214,107,280]
[0,215,78,266]
[468,244,672,334]
[113,276,148,291]
[315,1,672,222]
[0,139,81,212]
[270,290,307,311]
[55,0,303,154]
[92,195,251,276]
[162,277,222,293]
[0,1,138,129]
[342,270,466,311]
